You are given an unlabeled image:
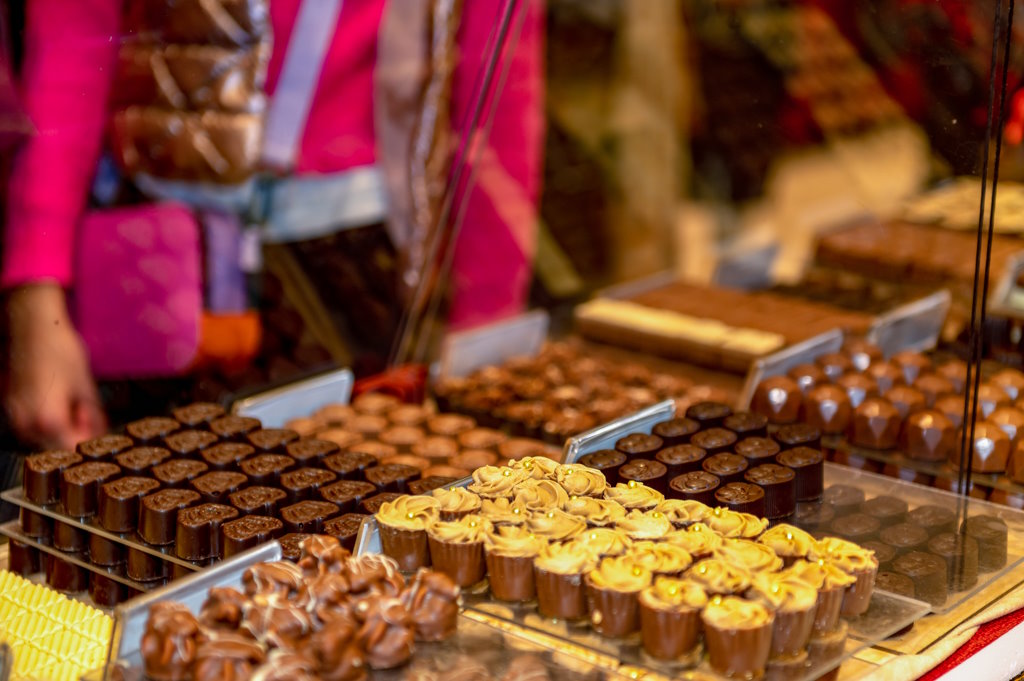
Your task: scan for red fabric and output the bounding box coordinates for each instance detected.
[919,607,1024,680]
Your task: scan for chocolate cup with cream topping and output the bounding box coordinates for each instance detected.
[534,567,588,620]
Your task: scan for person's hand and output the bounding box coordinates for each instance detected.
[4,284,106,449]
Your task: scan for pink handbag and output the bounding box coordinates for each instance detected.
[71,202,202,378]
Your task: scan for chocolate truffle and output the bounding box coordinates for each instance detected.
[61,462,122,517]
[690,428,738,456]
[915,373,956,408]
[668,471,721,505]
[228,486,287,516]
[89,534,125,566]
[685,401,734,428]
[140,488,201,545]
[618,459,669,493]
[23,450,82,504]
[907,505,957,537]
[722,412,769,439]
[360,492,403,515]
[176,503,239,560]
[849,398,901,449]
[928,532,979,591]
[973,383,1012,419]
[843,339,883,372]
[816,352,852,382]
[577,450,628,480]
[172,402,226,428]
[221,516,284,558]
[190,471,248,504]
[126,417,181,443]
[751,377,802,424]
[884,385,927,422]
[904,410,956,462]
[426,414,475,437]
[988,406,1024,448]
[90,574,127,607]
[788,363,827,394]
[280,500,341,533]
[152,459,209,489]
[992,368,1024,400]
[892,351,930,385]
[744,463,796,519]
[714,482,766,516]
[828,513,880,542]
[802,384,853,435]
[201,442,255,471]
[279,468,338,503]
[323,451,377,480]
[53,520,86,552]
[859,496,908,527]
[615,433,664,459]
[45,555,87,593]
[656,444,706,479]
[209,415,261,441]
[246,428,300,453]
[127,547,168,582]
[8,540,40,576]
[953,421,1010,473]
[822,484,865,515]
[876,571,916,600]
[867,362,905,394]
[774,423,822,451]
[238,454,296,487]
[934,393,967,429]
[407,476,460,495]
[936,360,968,394]
[278,533,313,561]
[836,372,878,409]
[652,417,700,446]
[962,515,1007,571]
[702,453,749,485]
[775,447,824,501]
[77,434,134,461]
[115,447,172,476]
[791,502,835,533]
[861,541,896,569]
[364,463,421,493]
[879,523,929,557]
[163,430,218,458]
[99,476,161,533]
[323,513,367,551]
[319,480,378,513]
[284,438,339,466]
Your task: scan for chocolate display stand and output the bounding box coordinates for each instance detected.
[231,366,354,428]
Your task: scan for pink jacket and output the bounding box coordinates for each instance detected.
[3,0,544,327]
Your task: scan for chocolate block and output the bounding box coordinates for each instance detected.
[618,459,669,493]
[45,555,87,593]
[407,476,459,495]
[61,462,122,517]
[221,515,284,557]
[172,402,226,428]
[364,463,421,493]
[773,423,822,451]
[828,513,880,542]
[53,520,86,552]
[685,401,733,428]
[190,471,248,503]
[668,471,720,505]
[77,434,134,461]
[652,417,700,446]
[928,532,979,591]
[861,541,896,570]
[246,428,300,453]
[702,453,748,485]
[744,463,795,519]
[228,486,287,516]
[735,437,780,463]
[792,502,834,533]
[722,412,769,439]
[239,454,296,487]
[323,513,367,551]
[361,492,403,515]
[127,547,168,582]
[776,447,824,501]
[714,482,766,516]
[152,459,209,489]
[615,433,664,459]
[879,523,929,557]
[656,444,706,480]
[690,428,737,456]
[115,447,171,475]
[280,500,340,533]
[139,489,201,545]
[962,515,1007,571]
[201,442,255,471]
[209,415,261,441]
[176,503,240,560]
[319,480,377,512]
[577,450,628,480]
[280,468,338,502]
[284,438,339,466]
[89,574,126,607]
[19,509,51,538]
[802,384,852,435]
[875,571,915,598]
[752,377,802,425]
[126,417,180,443]
[907,505,956,537]
[89,534,125,567]
[859,496,907,527]
[98,476,161,532]
[8,540,40,576]
[23,450,82,504]
[323,451,377,480]
[163,430,218,458]
[278,533,312,561]
[822,484,865,515]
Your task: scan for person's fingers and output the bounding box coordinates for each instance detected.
[9,393,75,450]
[71,397,106,444]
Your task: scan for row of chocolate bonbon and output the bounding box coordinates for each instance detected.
[430,340,727,443]
[139,536,460,681]
[377,457,876,680]
[792,481,1009,608]
[574,402,824,523]
[750,339,1024,500]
